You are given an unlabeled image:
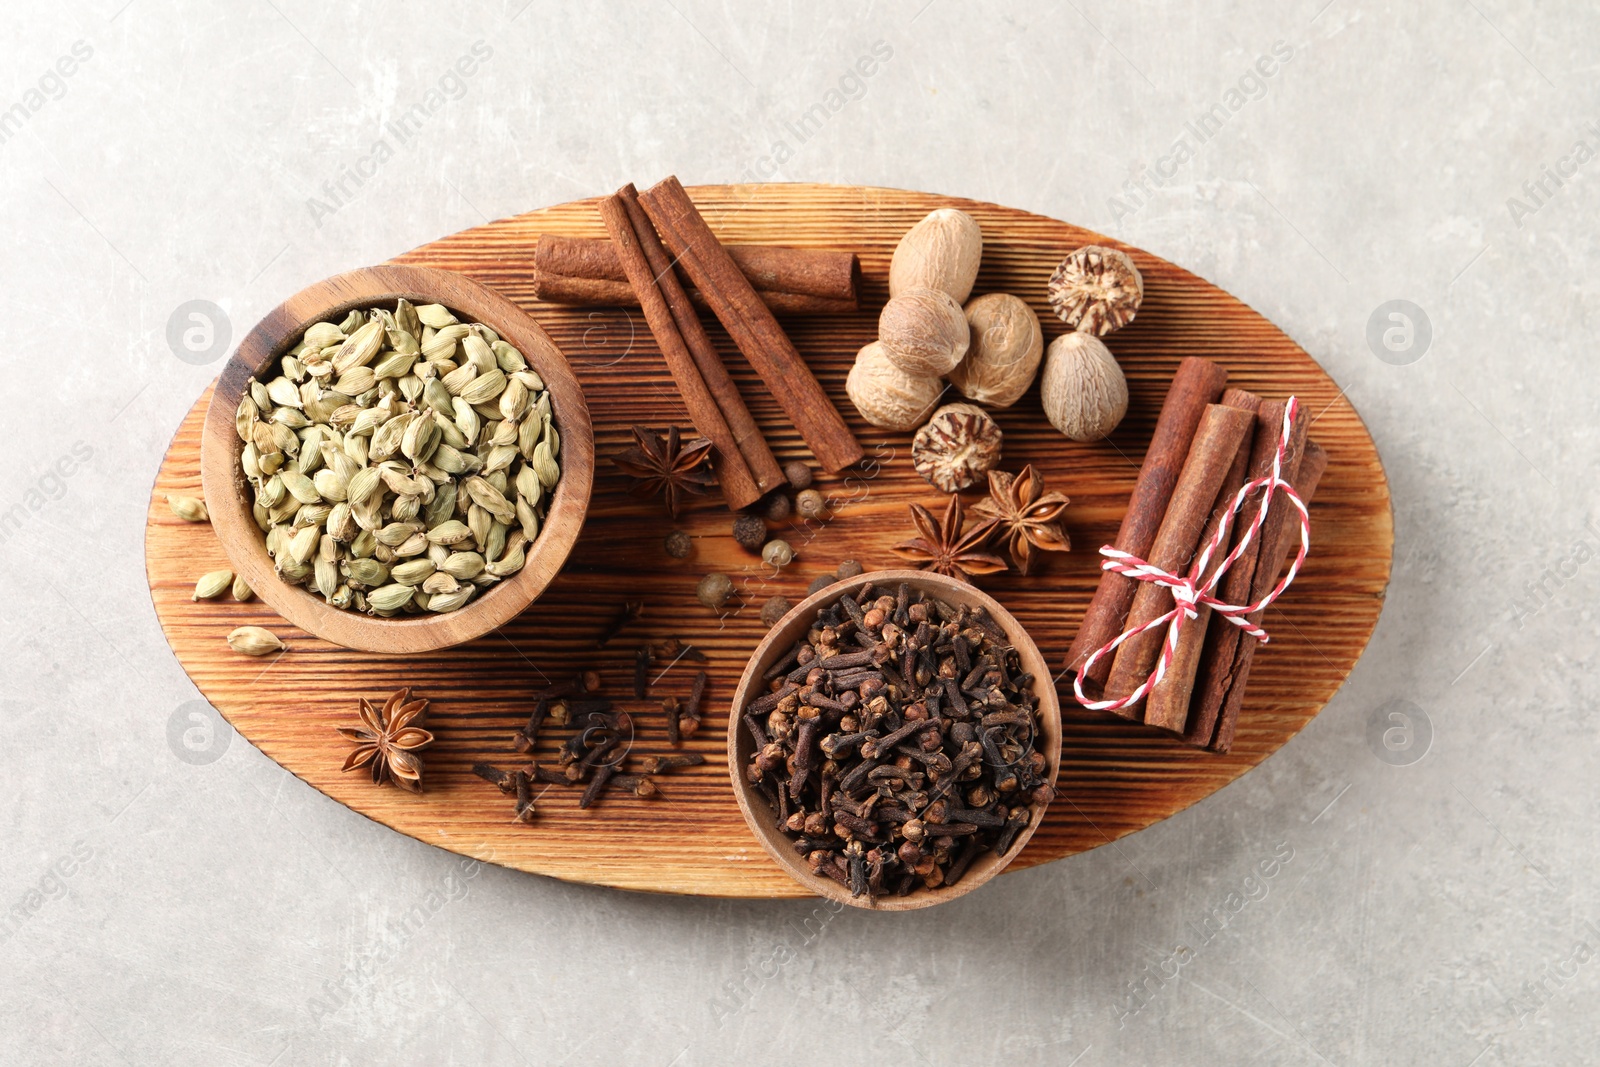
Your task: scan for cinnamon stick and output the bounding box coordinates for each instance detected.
[1144,389,1262,733]
[1066,357,1229,686]
[636,176,865,473]
[617,186,784,496]
[532,233,860,314]
[1208,438,1328,754]
[1182,400,1310,748]
[598,190,764,509]
[1102,403,1257,718]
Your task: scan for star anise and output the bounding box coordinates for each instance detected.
[971,466,1071,576]
[611,425,717,517]
[891,493,1007,583]
[337,687,434,794]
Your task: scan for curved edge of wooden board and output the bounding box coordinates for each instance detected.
[146,183,1394,899]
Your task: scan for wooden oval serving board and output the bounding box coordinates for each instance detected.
[145,184,1392,898]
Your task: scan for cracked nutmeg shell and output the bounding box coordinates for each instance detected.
[1046,246,1144,336]
[911,402,1004,493]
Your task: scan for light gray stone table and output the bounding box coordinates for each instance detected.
[3,1,1593,1063]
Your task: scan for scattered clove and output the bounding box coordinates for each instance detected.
[681,671,707,738]
[597,601,645,648]
[641,753,705,774]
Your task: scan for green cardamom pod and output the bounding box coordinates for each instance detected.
[279,470,321,505]
[227,626,286,656]
[458,368,507,407]
[344,558,389,586]
[421,571,460,595]
[401,415,441,465]
[532,439,560,490]
[373,349,419,380]
[315,558,339,599]
[192,569,234,601]
[493,341,526,372]
[326,502,357,542]
[442,551,485,579]
[167,494,209,523]
[390,559,436,586]
[416,303,458,329]
[366,583,415,614]
[377,521,424,547]
[485,544,525,578]
[426,519,472,545]
[332,320,385,375]
[461,334,497,375]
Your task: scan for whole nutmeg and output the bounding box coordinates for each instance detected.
[732,513,767,552]
[783,461,813,490]
[949,293,1043,408]
[761,595,792,627]
[696,572,735,611]
[878,287,970,378]
[912,402,1003,493]
[1040,332,1129,442]
[845,340,943,432]
[889,207,983,304]
[762,539,795,568]
[795,489,827,520]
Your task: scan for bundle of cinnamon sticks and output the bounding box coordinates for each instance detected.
[595,177,864,510]
[1064,357,1327,751]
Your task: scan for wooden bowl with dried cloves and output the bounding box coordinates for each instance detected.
[199,264,594,654]
[728,570,1061,910]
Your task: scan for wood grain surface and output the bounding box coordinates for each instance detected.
[144,184,1392,898]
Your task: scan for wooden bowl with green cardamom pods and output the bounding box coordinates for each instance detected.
[728,570,1062,910]
[199,264,594,654]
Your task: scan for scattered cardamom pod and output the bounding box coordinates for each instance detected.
[167,495,209,523]
[231,575,253,602]
[192,570,233,601]
[227,626,285,656]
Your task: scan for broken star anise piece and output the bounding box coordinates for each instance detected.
[611,425,717,518]
[337,687,434,794]
[891,493,1007,583]
[972,465,1071,576]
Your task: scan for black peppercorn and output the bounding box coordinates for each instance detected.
[761,492,793,522]
[761,595,792,627]
[664,530,693,558]
[732,513,767,551]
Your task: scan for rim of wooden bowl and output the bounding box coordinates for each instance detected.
[726,569,1062,911]
[199,264,594,655]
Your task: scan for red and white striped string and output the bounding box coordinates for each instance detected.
[1073,397,1312,714]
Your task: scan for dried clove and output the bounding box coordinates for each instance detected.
[641,753,705,774]
[681,671,707,737]
[597,601,645,648]
[740,583,1051,898]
